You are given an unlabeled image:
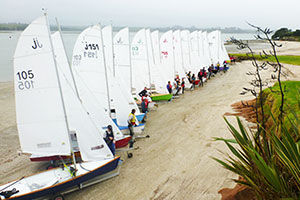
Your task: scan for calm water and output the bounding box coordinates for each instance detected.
[0,31,265,82]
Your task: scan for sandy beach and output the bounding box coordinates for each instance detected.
[0,41,299,200]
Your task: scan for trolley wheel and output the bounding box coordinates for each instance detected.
[146,135,150,138]
[127,153,133,158]
[46,164,55,170]
[53,194,64,200]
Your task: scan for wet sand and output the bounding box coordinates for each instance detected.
[228,40,300,56]
[0,41,299,200]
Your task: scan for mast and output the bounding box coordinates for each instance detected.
[179,31,185,73]
[218,31,221,62]
[100,24,112,117]
[197,32,200,56]
[201,32,205,57]
[148,30,156,65]
[110,25,116,77]
[128,28,133,94]
[171,31,176,79]
[144,29,152,92]
[55,18,81,100]
[45,12,77,169]
[187,32,192,66]
[157,31,162,64]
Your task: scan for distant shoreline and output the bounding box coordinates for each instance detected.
[0,23,256,33]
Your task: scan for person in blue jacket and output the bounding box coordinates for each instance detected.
[103,125,115,156]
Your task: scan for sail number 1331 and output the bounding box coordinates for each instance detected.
[16,70,35,90]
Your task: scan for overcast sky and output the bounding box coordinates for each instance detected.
[1,0,299,30]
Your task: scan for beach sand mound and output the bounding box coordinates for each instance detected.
[224,99,257,125]
[219,184,255,200]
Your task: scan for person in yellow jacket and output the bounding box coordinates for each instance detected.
[128,109,136,148]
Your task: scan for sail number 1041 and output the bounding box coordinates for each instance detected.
[16,70,35,90]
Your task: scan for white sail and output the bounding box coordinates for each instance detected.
[131,29,150,95]
[102,26,140,126]
[160,30,175,83]
[181,30,192,73]
[198,31,210,69]
[151,30,161,65]
[208,30,220,65]
[202,31,212,66]
[146,29,167,94]
[190,31,201,72]
[113,27,131,92]
[52,31,113,161]
[102,25,115,75]
[72,25,110,115]
[219,31,230,62]
[69,72,125,141]
[13,15,71,157]
[208,30,229,65]
[71,25,126,139]
[52,32,76,91]
[173,30,186,79]
[113,27,141,112]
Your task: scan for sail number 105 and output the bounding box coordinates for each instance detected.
[16,70,35,90]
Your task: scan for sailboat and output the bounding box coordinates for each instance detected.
[202,31,213,67]
[71,25,144,136]
[173,30,187,80]
[146,29,170,97]
[190,31,202,72]
[102,26,145,125]
[181,30,193,73]
[113,27,150,120]
[30,26,132,163]
[131,29,172,102]
[208,30,229,66]
[0,14,120,200]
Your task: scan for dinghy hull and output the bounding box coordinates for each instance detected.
[151,94,173,101]
[115,135,131,148]
[30,136,130,162]
[0,157,120,200]
[136,113,145,122]
[118,123,145,135]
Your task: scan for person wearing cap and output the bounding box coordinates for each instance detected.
[103,125,115,156]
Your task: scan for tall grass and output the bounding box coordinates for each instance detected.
[214,82,300,199]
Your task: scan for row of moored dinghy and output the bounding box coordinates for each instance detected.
[0,12,230,200]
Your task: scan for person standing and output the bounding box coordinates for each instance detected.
[173,78,181,95]
[141,94,150,122]
[186,71,192,83]
[128,109,137,148]
[216,62,220,73]
[190,74,196,90]
[167,81,173,94]
[103,125,116,156]
[141,94,149,113]
[208,65,212,79]
[181,78,185,94]
[197,69,203,87]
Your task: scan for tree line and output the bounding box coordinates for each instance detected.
[272,28,300,40]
